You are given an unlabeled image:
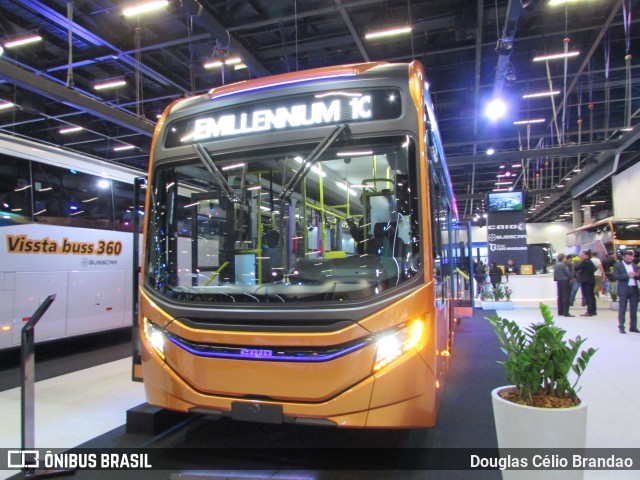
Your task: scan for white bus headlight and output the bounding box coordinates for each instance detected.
[374,320,425,372]
[143,318,166,360]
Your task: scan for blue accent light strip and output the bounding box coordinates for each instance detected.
[168,336,368,362]
[210,73,358,100]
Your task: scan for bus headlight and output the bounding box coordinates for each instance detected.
[373,320,425,372]
[143,318,166,360]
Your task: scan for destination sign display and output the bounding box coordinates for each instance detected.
[164,88,402,147]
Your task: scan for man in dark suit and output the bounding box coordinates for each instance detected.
[553,253,573,317]
[574,250,597,316]
[612,249,640,334]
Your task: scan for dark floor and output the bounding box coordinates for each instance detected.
[5,308,507,479]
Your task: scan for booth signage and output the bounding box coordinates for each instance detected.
[487,210,528,268]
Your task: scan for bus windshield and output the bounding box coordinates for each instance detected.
[613,222,640,241]
[145,134,420,305]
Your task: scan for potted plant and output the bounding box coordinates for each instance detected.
[480,284,513,310]
[488,303,597,479]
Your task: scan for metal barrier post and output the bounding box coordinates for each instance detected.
[20,294,73,477]
[21,294,56,452]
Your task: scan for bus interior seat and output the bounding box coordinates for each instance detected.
[367,222,405,257]
[262,229,281,248]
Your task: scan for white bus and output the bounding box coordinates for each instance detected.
[0,133,144,350]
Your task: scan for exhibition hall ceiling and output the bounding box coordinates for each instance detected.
[0,0,638,223]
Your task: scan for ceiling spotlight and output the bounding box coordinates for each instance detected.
[504,63,517,86]
[485,98,507,120]
[486,148,495,155]
[0,101,15,111]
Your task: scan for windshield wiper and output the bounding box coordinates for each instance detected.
[279,123,350,201]
[193,143,238,202]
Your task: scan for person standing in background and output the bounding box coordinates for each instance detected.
[505,259,518,275]
[553,253,573,317]
[568,254,581,307]
[612,249,640,334]
[474,261,487,298]
[574,250,597,316]
[602,253,616,296]
[591,251,605,298]
[489,262,503,290]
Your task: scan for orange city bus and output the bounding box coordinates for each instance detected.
[136,62,460,428]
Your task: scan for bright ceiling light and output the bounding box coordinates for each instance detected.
[4,34,42,48]
[549,0,582,5]
[59,126,83,134]
[204,60,223,69]
[221,162,246,171]
[123,1,169,17]
[365,26,412,40]
[486,148,495,155]
[204,57,243,69]
[523,90,560,99]
[114,145,135,151]
[0,101,14,111]
[485,98,507,120]
[336,150,373,157]
[94,79,126,90]
[513,118,545,125]
[533,51,580,62]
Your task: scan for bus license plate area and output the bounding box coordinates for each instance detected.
[231,402,283,424]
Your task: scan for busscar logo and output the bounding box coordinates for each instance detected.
[81,258,118,267]
[8,450,39,468]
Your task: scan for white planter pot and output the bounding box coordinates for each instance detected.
[481,301,513,310]
[492,386,587,480]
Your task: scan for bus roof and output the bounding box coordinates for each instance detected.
[0,132,145,183]
[206,62,390,100]
[568,217,640,233]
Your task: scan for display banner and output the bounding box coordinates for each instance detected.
[1,448,639,471]
[487,209,528,269]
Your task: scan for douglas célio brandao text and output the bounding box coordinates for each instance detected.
[470,454,634,470]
